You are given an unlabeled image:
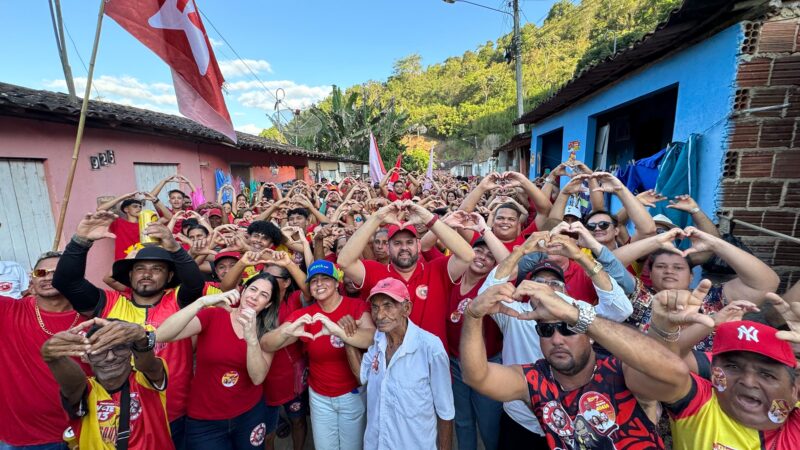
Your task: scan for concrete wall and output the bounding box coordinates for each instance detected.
[528,23,743,218]
[0,115,308,285]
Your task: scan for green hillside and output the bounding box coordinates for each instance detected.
[272,0,682,164]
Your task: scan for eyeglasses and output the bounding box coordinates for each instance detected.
[532,277,566,291]
[535,322,577,338]
[656,227,669,234]
[86,344,132,362]
[32,268,56,278]
[585,221,612,231]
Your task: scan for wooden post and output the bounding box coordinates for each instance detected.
[51,0,105,251]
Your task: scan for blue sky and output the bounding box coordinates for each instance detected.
[0,0,558,135]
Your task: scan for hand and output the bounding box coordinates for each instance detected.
[87,318,147,355]
[513,280,579,323]
[311,313,346,340]
[651,280,716,331]
[636,190,667,208]
[76,211,117,241]
[712,300,760,327]
[566,222,603,255]
[237,307,259,345]
[681,226,718,257]
[337,315,360,338]
[544,235,583,261]
[655,228,687,256]
[519,231,552,254]
[590,172,625,193]
[467,283,518,318]
[560,175,590,195]
[267,250,292,267]
[200,290,240,308]
[573,161,593,176]
[283,314,315,340]
[550,163,568,178]
[404,201,434,226]
[766,293,800,344]
[41,323,92,362]
[143,222,180,252]
[374,203,403,226]
[479,173,501,191]
[667,194,700,213]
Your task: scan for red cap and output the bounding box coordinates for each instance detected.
[208,208,223,217]
[368,277,410,303]
[214,251,241,263]
[387,223,419,240]
[712,320,796,368]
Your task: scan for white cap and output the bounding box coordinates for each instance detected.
[652,214,677,229]
[564,204,582,219]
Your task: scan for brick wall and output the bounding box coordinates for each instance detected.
[722,6,800,292]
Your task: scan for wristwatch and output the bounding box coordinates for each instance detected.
[567,302,597,334]
[132,330,156,353]
[71,234,94,248]
[588,259,604,276]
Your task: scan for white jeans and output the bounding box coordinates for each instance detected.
[309,387,366,450]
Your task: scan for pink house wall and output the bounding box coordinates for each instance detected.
[0,116,309,285]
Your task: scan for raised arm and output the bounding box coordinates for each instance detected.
[142,222,206,308]
[505,171,552,218]
[41,326,93,408]
[260,314,315,352]
[156,291,239,342]
[238,307,273,385]
[666,195,720,265]
[458,174,500,213]
[96,192,137,212]
[612,228,686,267]
[337,203,402,285]
[592,172,657,242]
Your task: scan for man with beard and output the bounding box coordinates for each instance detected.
[338,201,475,349]
[52,211,205,450]
[461,281,689,449]
[0,251,88,449]
[41,318,172,449]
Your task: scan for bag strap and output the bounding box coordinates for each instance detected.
[116,380,131,450]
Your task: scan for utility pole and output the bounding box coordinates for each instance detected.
[513,0,524,134]
[48,0,76,100]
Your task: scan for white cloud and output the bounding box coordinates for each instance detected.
[235,123,264,135]
[236,80,332,110]
[44,75,178,109]
[218,59,272,78]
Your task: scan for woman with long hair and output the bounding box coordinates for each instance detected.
[156,273,280,450]
[261,260,375,450]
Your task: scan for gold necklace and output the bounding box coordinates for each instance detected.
[35,302,80,336]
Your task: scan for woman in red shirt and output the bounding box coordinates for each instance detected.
[260,260,375,450]
[156,274,280,450]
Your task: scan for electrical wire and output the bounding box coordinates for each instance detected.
[63,23,101,98]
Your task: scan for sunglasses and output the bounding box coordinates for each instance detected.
[532,277,566,291]
[585,221,612,231]
[32,268,56,278]
[535,322,577,338]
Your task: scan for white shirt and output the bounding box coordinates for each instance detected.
[479,267,633,434]
[0,261,29,299]
[361,320,455,450]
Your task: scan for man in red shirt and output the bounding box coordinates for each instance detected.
[41,318,172,450]
[0,251,88,449]
[338,201,475,349]
[379,167,419,201]
[97,192,168,261]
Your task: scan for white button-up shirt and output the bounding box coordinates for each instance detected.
[361,320,455,450]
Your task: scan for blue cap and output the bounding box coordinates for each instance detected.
[307,260,343,282]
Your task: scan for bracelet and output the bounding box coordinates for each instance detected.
[648,323,682,342]
[425,215,439,229]
[465,300,482,320]
[71,234,94,248]
[153,198,160,204]
[689,207,700,214]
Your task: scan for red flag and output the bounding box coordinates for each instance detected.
[105,0,237,142]
[389,152,403,183]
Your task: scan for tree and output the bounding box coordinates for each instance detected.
[259,127,288,144]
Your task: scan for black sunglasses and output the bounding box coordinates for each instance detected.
[586,221,612,231]
[535,322,577,338]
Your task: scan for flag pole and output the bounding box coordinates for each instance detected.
[51,0,106,251]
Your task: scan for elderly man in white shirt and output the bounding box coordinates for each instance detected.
[0,260,29,299]
[478,226,633,447]
[346,277,454,450]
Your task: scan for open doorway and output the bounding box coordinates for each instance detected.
[592,85,678,170]
[538,127,564,176]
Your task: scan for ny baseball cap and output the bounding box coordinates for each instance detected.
[368,277,410,303]
[307,260,343,282]
[652,214,678,230]
[712,320,796,368]
[526,260,565,282]
[387,223,419,240]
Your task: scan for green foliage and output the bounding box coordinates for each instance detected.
[403,146,431,173]
[285,0,679,159]
[259,127,288,144]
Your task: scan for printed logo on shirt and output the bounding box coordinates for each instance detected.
[0,281,12,292]
[416,284,428,300]
[578,392,618,434]
[330,335,344,349]
[96,400,118,422]
[451,298,471,323]
[542,401,574,438]
[371,352,380,374]
[289,401,302,413]
[250,422,266,446]
[221,371,240,387]
[129,392,141,421]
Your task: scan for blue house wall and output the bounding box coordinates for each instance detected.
[529,24,743,218]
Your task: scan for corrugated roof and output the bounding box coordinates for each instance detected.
[0,81,364,163]
[493,132,532,157]
[515,0,774,125]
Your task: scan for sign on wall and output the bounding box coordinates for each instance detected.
[89,150,116,171]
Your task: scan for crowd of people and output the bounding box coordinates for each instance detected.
[1,163,799,450]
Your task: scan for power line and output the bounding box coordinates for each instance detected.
[63,22,101,98]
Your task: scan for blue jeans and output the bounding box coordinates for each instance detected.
[308,387,365,450]
[171,416,186,450]
[450,354,503,450]
[0,444,66,450]
[186,401,268,450]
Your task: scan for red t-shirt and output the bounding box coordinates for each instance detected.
[470,231,527,253]
[562,260,599,305]
[360,257,454,351]
[188,308,262,420]
[387,190,413,202]
[99,290,193,421]
[0,296,88,446]
[285,296,369,397]
[264,291,306,406]
[446,277,503,359]
[109,217,141,260]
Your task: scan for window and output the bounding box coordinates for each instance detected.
[537,127,564,177]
